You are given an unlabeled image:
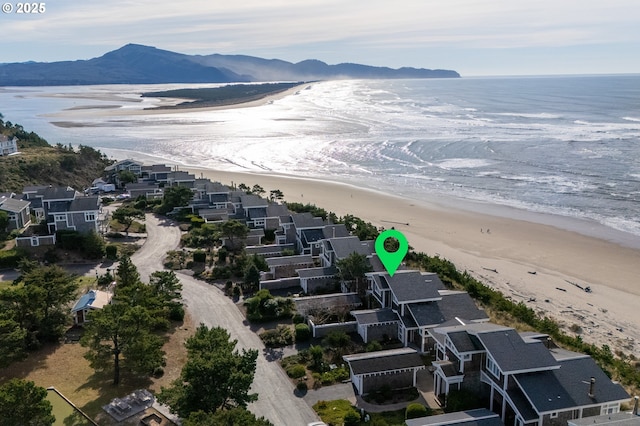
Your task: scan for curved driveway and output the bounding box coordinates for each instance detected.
[133,214,319,426]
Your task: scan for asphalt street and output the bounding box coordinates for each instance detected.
[134,214,319,425]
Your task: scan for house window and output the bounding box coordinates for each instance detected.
[54,214,66,222]
[85,212,96,221]
[601,403,619,415]
[550,412,558,419]
[486,357,500,378]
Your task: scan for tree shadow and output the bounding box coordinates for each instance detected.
[77,369,153,420]
[0,342,61,381]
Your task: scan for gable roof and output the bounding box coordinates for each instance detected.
[241,194,268,208]
[386,271,442,304]
[68,197,100,212]
[72,290,112,312]
[476,329,559,374]
[343,348,424,375]
[448,331,484,354]
[514,356,630,413]
[322,224,349,239]
[296,266,337,279]
[329,236,374,259]
[39,186,76,201]
[0,197,30,213]
[291,212,325,229]
[407,292,488,328]
[266,254,313,267]
[351,309,400,325]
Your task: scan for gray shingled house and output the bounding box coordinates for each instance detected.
[429,323,630,426]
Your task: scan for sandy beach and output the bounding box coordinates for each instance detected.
[34,84,640,357]
[178,167,640,357]
[44,83,309,125]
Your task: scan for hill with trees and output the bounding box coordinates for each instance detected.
[0,114,113,192]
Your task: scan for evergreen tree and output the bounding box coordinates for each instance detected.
[0,379,55,426]
[184,408,274,426]
[158,325,258,417]
[81,303,164,385]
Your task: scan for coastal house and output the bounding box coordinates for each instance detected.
[360,270,489,352]
[14,186,101,246]
[0,135,19,156]
[291,212,327,255]
[72,289,112,325]
[0,196,31,230]
[125,182,163,200]
[104,159,143,185]
[429,323,630,426]
[141,164,171,183]
[343,348,426,396]
[166,170,196,188]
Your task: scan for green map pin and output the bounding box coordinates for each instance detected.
[375,229,409,277]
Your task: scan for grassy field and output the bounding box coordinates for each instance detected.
[0,313,193,422]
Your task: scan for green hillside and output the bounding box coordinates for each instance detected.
[0,115,113,192]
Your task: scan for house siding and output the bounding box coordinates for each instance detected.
[362,371,415,395]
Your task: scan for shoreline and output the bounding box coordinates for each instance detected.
[98,152,639,356]
[44,83,311,122]
[191,167,640,356]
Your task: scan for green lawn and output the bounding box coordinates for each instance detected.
[313,399,406,426]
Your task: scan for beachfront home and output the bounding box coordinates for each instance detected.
[361,270,489,352]
[0,135,19,156]
[429,323,630,426]
[104,159,143,185]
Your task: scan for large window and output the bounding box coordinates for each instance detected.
[486,356,500,378]
[85,212,96,222]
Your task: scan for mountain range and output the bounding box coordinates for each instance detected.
[0,44,460,86]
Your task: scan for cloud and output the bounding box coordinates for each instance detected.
[2,0,639,72]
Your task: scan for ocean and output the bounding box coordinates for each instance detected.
[1,75,639,244]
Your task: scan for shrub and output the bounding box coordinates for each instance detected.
[366,340,383,352]
[296,381,308,392]
[169,304,185,321]
[0,248,26,268]
[406,403,428,419]
[344,410,361,426]
[286,364,306,379]
[259,325,294,347]
[292,313,305,324]
[105,244,118,260]
[295,323,311,342]
[445,389,483,413]
[193,250,206,263]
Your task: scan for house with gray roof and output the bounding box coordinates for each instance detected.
[166,171,196,188]
[358,270,488,351]
[291,212,326,255]
[141,164,171,182]
[296,265,338,293]
[264,254,314,279]
[343,348,425,396]
[428,323,630,426]
[0,197,31,230]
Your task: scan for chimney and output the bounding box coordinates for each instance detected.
[588,377,595,398]
[633,396,639,416]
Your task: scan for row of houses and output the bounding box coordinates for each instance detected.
[10,159,630,426]
[0,185,103,246]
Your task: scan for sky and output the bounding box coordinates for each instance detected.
[1,0,639,76]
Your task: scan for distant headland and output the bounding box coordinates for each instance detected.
[0,44,460,86]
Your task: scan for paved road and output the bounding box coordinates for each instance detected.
[134,214,319,425]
